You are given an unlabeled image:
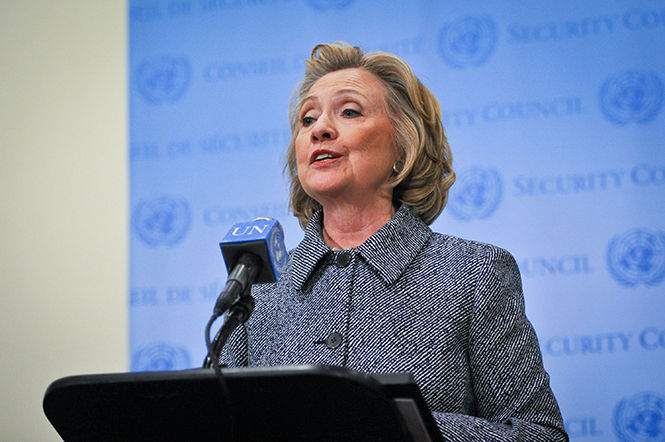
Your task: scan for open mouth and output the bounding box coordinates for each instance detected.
[311,150,341,164]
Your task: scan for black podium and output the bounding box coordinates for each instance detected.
[43,365,443,442]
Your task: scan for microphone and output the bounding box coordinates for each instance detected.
[212,217,288,317]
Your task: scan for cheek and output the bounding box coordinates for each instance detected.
[294,135,308,165]
[363,131,398,165]
[294,137,311,182]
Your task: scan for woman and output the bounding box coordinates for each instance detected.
[221,42,568,441]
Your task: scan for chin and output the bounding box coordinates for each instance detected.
[302,177,347,198]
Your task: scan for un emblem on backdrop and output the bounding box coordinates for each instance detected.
[131,343,190,372]
[136,55,191,104]
[306,0,354,10]
[447,168,502,221]
[438,15,498,69]
[607,229,665,287]
[614,392,665,442]
[599,71,664,125]
[133,196,191,246]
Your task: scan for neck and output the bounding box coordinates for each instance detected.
[320,198,396,249]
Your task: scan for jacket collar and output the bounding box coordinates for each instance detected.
[288,204,432,291]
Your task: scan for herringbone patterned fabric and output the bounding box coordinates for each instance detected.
[221,205,568,441]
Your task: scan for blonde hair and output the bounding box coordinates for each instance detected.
[286,42,455,227]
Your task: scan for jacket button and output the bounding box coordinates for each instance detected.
[335,252,351,268]
[325,332,342,349]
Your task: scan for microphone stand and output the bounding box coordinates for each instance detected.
[203,287,255,442]
[204,288,255,368]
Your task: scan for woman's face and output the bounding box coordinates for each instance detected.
[295,68,398,208]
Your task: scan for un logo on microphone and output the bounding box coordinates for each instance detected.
[306,0,355,10]
[438,15,498,69]
[270,224,288,273]
[447,168,502,221]
[131,343,190,372]
[136,55,191,104]
[606,229,665,287]
[133,197,191,247]
[599,71,664,125]
[613,392,665,442]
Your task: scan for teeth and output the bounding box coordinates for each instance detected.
[315,153,334,161]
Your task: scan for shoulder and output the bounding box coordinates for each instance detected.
[423,232,516,267]
[419,233,522,294]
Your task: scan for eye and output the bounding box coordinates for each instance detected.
[301,116,315,127]
[342,108,361,118]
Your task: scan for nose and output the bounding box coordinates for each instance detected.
[311,114,337,142]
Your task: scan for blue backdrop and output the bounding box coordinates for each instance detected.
[129,1,665,440]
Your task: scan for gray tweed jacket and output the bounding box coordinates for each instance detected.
[221,204,568,441]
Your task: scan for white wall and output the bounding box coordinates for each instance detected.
[0,1,127,440]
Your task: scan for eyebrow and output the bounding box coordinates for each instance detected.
[302,88,369,106]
